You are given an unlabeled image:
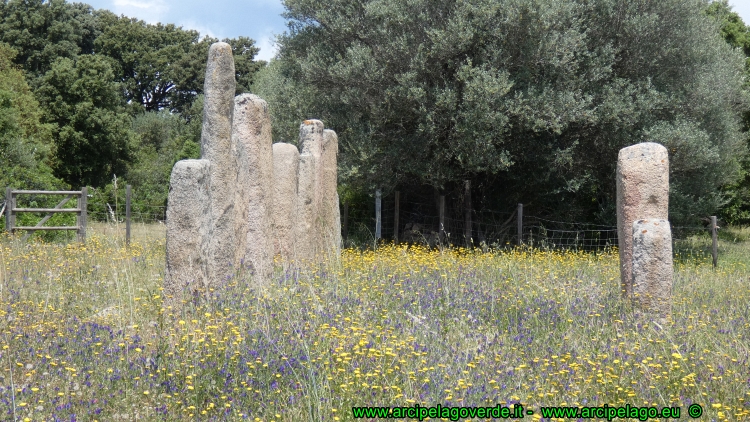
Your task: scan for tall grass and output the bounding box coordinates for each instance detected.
[0,224,748,421]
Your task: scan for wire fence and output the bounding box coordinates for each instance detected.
[4,187,715,256]
[345,193,713,254]
[87,207,167,225]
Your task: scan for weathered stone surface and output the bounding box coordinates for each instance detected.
[616,142,669,297]
[296,120,324,261]
[321,129,341,257]
[332,192,341,254]
[295,152,316,263]
[299,119,324,157]
[272,143,299,262]
[201,42,237,285]
[164,159,210,304]
[232,94,274,280]
[632,219,673,321]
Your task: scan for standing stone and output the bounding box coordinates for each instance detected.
[295,152,316,263]
[321,129,341,257]
[296,120,324,261]
[272,143,300,262]
[632,219,673,322]
[201,42,237,286]
[299,119,324,157]
[232,94,274,281]
[164,159,210,305]
[616,142,669,297]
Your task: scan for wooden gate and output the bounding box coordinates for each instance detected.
[4,187,88,242]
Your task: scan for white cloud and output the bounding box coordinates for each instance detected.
[178,19,222,40]
[255,35,279,62]
[111,0,168,23]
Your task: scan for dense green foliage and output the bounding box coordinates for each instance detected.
[262,0,749,224]
[0,0,262,221]
[86,97,204,222]
[0,42,62,191]
[36,54,133,187]
[0,42,74,239]
[94,13,263,114]
[706,0,750,225]
[2,0,750,228]
[707,0,750,58]
[0,0,99,78]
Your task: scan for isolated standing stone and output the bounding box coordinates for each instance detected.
[321,129,341,257]
[632,219,673,322]
[272,143,299,262]
[296,120,324,261]
[201,42,237,285]
[164,159,210,304]
[616,142,669,297]
[232,94,274,280]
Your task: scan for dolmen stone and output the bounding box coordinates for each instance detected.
[272,143,299,263]
[201,42,237,286]
[232,94,274,280]
[632,219,673,323]
[164,159,210,304]
[616,142,669,297]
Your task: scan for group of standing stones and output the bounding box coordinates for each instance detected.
[616,142,673,324]
[164,42,341,303]
[164,44,673,321]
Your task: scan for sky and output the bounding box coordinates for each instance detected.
[80,0,750,62]
[80,0,287,61]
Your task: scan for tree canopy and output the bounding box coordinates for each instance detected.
[0,42,63,191]
[94,12,264,114]
[0,0,264,193]
[0,0,99,78]
[36,54,133,187]
[705,0,750,224]
[262,0,749,224]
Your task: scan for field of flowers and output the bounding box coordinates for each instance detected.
[1,224,749,421]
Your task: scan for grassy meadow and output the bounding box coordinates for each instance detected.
[0,222,749,421]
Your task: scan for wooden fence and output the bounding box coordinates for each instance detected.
[4,187,88,242]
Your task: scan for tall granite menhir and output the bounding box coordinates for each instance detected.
[295,120,325,262]
[272,143,299,263]
[616,142,669,297]
[291,120,343,263]
[321,129,341,257]
[165,42,342,302]
[201,42,237,285]
[233,94,274,280]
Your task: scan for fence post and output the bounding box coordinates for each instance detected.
[342,200,349,245]
[76,190,81,240]
[517,203,523,246]
[464,180,472,248]
[4,187,11,233]
[375,189,382,240]
[126,184,131,246]
[394,191,400,243]
[711,215,718,268]
[439,195,445,243]
[79,187,87,242]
